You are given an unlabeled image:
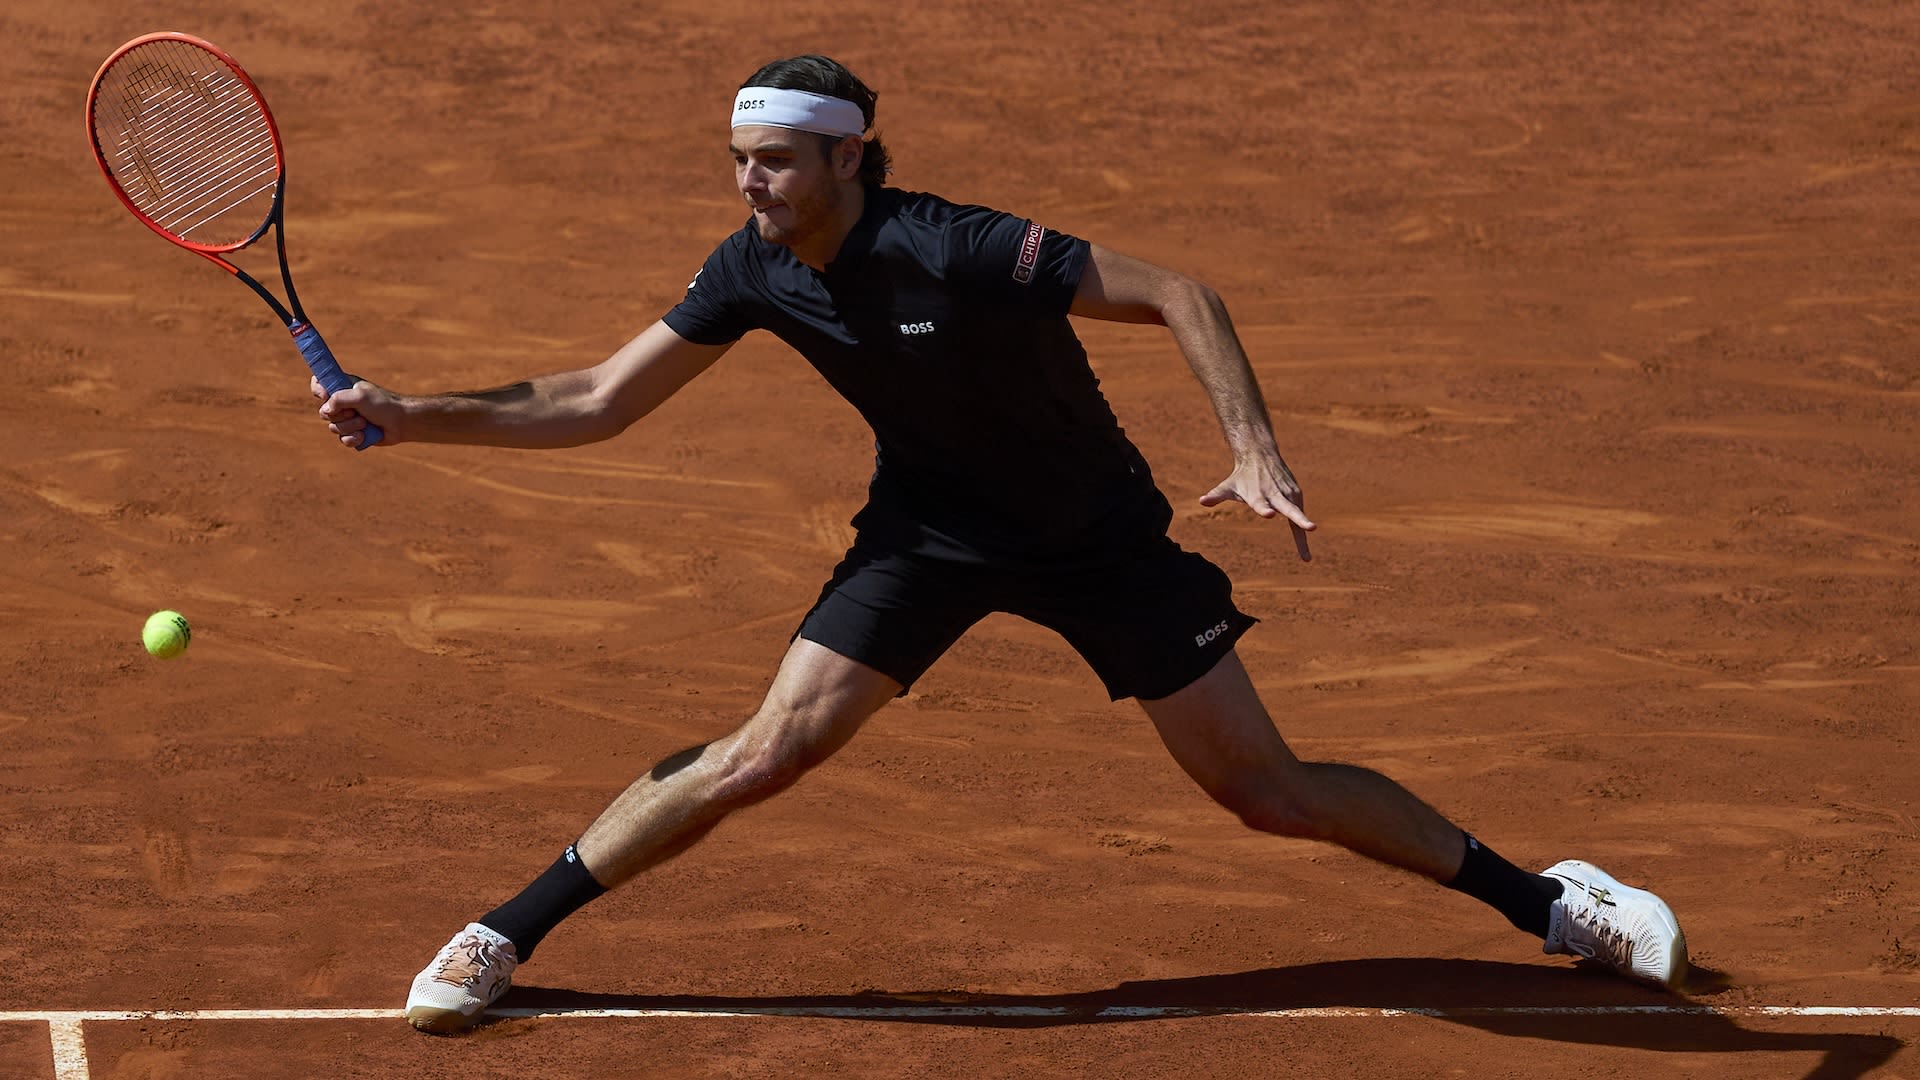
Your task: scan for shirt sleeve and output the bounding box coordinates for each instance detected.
[941,204,1090,315]
[662,235,756,346]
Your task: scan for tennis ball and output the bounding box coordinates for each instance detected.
[142,610,191,659]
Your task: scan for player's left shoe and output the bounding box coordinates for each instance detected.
[1541,859,1688,989]
[404,922,518,1033]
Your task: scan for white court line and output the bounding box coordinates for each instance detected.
[47,1018,88,1080]
[10,1005,1919,1080]
[5,1005,1920,1022]
[503,1004,1920,1019]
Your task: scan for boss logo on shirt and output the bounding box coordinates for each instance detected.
[1194,620,1231,647]
[899,321,937,335]
[1012,221,1045,283]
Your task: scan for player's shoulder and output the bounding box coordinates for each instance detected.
[885,188,1013,228]
[880,190,1035,265]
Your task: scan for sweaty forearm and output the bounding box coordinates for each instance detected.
[1162,285,1277,456]
[399,369,617,448]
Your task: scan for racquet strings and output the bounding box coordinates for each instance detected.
[93,39,279,248]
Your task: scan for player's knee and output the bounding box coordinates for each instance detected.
[710,707,837,805]
[711,743,802,806]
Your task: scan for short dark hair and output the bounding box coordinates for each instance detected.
[740,55,892,188]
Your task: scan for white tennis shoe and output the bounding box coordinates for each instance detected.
[1541,859,1688,989]
[405,922,519,1033]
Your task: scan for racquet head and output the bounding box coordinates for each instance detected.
[86,32,285,253]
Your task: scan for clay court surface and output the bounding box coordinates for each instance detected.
[5,0,1920,1076]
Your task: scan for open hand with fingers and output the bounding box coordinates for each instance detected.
[1199,448,1315,561]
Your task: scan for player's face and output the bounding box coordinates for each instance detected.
[731,127,848,247]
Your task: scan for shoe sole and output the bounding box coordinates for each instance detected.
[406,975,511,1035]
[410,998,511,1034]
[406,1005,474,1035]
[1547,859,1689,989]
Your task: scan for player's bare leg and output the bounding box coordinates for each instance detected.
[1140,650,1465,876]
[406,638,901,1032]
[573,638,903,885]
[1139,649,1687,988]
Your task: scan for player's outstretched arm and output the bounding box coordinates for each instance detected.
[313,321,732,450]
[1069,244,1314,560]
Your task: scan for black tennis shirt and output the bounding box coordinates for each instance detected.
[663,187,1173,562]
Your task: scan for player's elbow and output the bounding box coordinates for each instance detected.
[1158,276,1224,328]
[585,388,638,439]
[582,367,652,440]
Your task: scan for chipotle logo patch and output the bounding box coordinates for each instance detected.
[1012,221,1045,283]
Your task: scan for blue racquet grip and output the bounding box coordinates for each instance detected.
[290,321,384,449]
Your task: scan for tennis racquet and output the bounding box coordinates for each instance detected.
[86,31,382,447]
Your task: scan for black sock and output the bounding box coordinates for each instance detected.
[1443,832,1563,938]
[479,844,608,962]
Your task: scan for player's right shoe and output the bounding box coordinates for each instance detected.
[1541,859,1688,989]
[404,922,519,1034]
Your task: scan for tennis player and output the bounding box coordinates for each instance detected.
[314,55,1690,1034]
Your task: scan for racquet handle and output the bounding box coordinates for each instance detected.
[290,321,384,449]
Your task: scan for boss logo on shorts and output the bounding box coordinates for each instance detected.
[899,321,936,335]
[1194,620,1231,647]
[1012,221,1045,283]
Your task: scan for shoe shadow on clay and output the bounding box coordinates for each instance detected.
[503,958,1900,1080]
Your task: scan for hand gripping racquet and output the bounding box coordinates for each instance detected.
[86,31,383,447]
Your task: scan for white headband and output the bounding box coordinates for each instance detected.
[731,87,867,138]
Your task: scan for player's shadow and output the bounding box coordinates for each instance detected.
[508,958,1902,1080]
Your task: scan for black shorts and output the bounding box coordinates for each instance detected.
[794,529,1257,702]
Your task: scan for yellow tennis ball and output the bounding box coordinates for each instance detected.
[142,610,191,659]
